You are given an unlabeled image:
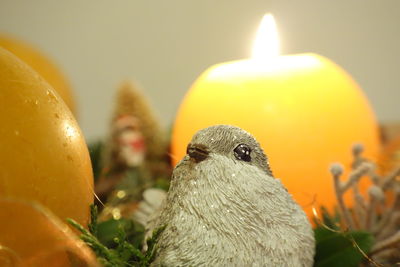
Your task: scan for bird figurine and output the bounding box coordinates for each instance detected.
[140,125,315,266]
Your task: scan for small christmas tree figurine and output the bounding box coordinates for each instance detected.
[95,81,171,217]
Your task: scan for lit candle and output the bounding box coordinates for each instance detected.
[171,14,380,219]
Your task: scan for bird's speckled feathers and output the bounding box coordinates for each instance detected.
[146,125,315,266]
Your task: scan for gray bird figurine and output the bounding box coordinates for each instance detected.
[142,125,315,266]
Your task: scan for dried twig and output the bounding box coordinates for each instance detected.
[370,231,400,255]
[353,184,367,229]
[329,144,400,265]
[331,163,355,229]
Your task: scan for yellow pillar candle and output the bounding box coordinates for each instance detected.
[172,15,380,219]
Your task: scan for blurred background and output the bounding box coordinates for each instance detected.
[0,0,399,140]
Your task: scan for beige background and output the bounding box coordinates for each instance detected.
[0,0,399,140]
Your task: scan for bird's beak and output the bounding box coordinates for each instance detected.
[186,143,209,163]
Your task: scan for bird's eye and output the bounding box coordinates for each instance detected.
[234,144,251,162]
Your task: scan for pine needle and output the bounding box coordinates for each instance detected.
[67,205,165,267]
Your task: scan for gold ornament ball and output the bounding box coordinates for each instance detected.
[0,199,98,266]
[0,47,93,226]
[0,34,77,115]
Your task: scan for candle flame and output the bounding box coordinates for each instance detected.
[252,14,280,60]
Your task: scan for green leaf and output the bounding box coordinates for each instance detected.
[153,178,170,191]
[88,204,99,236]
[142,225,167,266]
[314,228,374,267]
[97,218,144,249]
[67,218,123,266]
[88,140,104,182]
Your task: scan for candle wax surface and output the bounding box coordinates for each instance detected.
[172,53,380,219]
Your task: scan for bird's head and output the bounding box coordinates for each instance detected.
[185,125,273,176]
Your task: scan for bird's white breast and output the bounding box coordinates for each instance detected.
[151,154,314,266]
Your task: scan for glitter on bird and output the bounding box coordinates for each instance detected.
[139,125,315,266]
